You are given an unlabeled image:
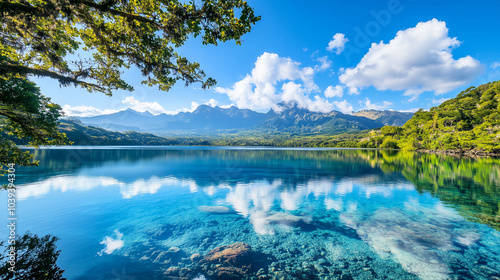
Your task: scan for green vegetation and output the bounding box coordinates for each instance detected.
[58,120,183,145]
[62,79,497,151]
[0,77,67,173]
[2,117,372,147]
[364,80,500,154]
[1,0,260,169]
[1,0,260,93]
[203,131,371,147]
[4,76,499,157]
[42,120,373,147]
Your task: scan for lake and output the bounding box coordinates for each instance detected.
[1,147,500,280]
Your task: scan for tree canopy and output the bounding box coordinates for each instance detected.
[1,0,260,93]
[0,0,260,170]
[355,80,500,154]
[1,76,67,172]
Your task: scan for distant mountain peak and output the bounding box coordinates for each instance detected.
[121,108,154,117]
[352,109,413,126]
[192,104,219,114]
[77,103,414,134]
[122,108,137,113]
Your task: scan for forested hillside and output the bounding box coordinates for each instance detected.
[57,120,180,145]
[357,80,500,154]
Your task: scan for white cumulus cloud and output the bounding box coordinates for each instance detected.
[64,97,229,117]
[121,96,168,115]
[362,98,393,110]
[339,19,483,98]
[324,85,343,98]
[333,100,353,114]
[62,105,119,117]
[206,98,218,107]
[316,56,332,70]
[327,33,349,54]
[215,52,335,113]
[348,87,360,95]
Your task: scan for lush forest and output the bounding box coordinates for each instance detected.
[358,80,500,154]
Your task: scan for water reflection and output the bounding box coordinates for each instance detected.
[370,151,500,231]
[17,172,419,237]
[21,148,500,231]
[98,230,124,256]
[17,175,199,200]
[9,148,500,280]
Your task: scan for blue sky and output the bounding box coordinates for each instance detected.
[37,0,500,116]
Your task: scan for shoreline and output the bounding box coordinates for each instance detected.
[18,145,500,157]
[418,149,500,158]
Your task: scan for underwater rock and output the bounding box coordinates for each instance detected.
[266,213,312,226]
[168,247,181,252]
[203,242,253,279]
[149,224,173,239]
[205,242,252,266]
[216,266,250,279]
[155,247,187,265]
[251,212,313,234]
[198,205,235,214]
[190,253,202,262]
[257,268,265,275]
[164,266,196,280]
[164,266,184,279]
[140,250,162,261]
[165,266,180,274]
[153,251,171,264]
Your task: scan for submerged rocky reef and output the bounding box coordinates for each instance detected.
[118,193,500,280]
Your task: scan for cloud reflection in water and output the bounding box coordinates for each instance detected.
[15,172,497,280]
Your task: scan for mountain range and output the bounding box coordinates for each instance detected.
[76,103,413,135]
[352,110,414,127]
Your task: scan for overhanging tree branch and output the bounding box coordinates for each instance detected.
[0,63,107,92]
[0,1,50,17]
[0,0,260,169]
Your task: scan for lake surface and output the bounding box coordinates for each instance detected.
[1,147,500,280]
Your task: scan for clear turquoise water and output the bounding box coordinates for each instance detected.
[1,147,500,280]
